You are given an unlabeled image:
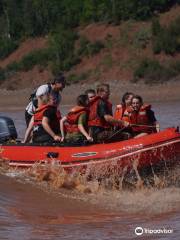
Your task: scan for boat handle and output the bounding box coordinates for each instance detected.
[47,152,59,158]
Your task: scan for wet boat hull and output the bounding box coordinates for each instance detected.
[0,128,180,174]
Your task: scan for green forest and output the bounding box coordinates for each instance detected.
[0,0,180,85]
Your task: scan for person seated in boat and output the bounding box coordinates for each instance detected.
[114,92,134,121]
[85,89,96,101]
[129,95,160,138]
[60,94,93,145]
[88,83,129,143]
[113,92,134,138]
[23,85,61,143]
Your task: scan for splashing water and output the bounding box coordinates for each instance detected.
[1,145,179,215]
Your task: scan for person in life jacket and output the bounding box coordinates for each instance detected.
[23,85,61,143]
[113,92,134,139]
[114,92,134,122]
[60,95,93,144]
[88,84,129,143]
[25,72,65,127]
[129,95,160,138]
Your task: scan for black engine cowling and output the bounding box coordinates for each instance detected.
[0,116,17,143]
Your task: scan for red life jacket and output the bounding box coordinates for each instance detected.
[65,106,88,133]
[130,104,154,133]
[88,96,112,129]
[34,104,60,132]
[113,104,132,128]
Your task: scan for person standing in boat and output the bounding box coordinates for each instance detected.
[25,73,65,127]
[88,83,129,143]
[128,95,160,138]
[60,94,93,145]
[23,85,61,143]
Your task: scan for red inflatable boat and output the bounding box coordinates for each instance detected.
[0,128,180,174]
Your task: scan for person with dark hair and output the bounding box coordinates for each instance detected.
[88,84,129,143]
[114,92,134,121]
[128,95,160,138]
[60,94,93,144]
[85,89,96,101]
[25,72,65,127]
[122,92,134,105]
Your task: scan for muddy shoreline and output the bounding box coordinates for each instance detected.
[0,80,180,111]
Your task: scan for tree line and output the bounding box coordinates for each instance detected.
[0,0,180,85]
[0,0,179,41]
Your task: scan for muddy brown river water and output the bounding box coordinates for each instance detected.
[0,101,180,240]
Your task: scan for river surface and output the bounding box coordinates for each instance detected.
[0,101,180,240]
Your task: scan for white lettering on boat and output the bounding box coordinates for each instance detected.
[72,152,97,158]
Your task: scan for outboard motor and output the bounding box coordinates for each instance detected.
[0,116,17,143]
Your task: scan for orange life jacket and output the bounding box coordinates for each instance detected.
[34,104,49,126]
[129,104,154,133]
[114,104,132,122]
[88,96,112,129]
[33,104,60,132]
[65,106,88,133]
